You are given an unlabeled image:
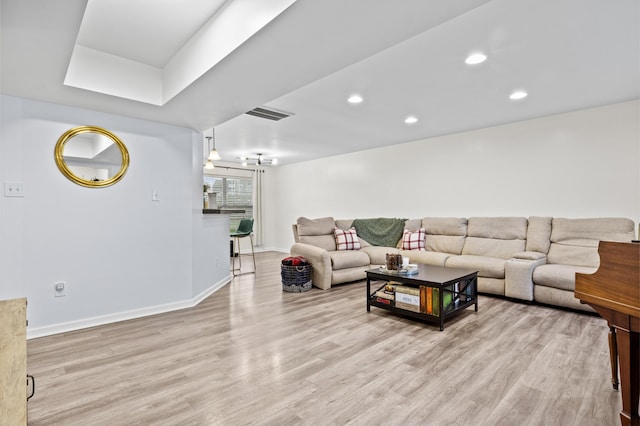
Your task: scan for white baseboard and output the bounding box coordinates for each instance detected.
[272,246,291,254]
[235,246,287,255]
[251,246,289,254]
[27,275,231,339]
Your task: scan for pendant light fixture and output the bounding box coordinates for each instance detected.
[207,130,221,161]
[204,135,216,170]
[240,153,278,166]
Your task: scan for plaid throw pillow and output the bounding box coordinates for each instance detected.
[334,227,361,250]
[401,228,426,251]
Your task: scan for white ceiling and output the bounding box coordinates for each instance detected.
[2,0,638,166]
[76,0,229,68]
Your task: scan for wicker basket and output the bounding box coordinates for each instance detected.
[281,264,312,292]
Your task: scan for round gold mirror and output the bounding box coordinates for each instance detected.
[54,126,130,188]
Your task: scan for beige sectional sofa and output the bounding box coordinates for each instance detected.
[290,216,636,312]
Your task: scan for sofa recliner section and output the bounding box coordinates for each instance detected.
[531,217,635,311]
[445,217,527,296]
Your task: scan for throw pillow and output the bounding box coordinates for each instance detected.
[334,227,361,250]
[401,228,426,251]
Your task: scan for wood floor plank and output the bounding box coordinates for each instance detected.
[26,251,622,425]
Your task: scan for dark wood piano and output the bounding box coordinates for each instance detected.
[575,240,640,426]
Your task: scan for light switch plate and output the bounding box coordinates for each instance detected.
[4,182,24,197]
[152,189,160,201]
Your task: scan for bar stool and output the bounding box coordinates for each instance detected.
[231,218,256,276]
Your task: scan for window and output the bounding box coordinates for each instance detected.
[204,175,252,231]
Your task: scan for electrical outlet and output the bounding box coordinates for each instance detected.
[54,282,66,297]
[4,182,24,197]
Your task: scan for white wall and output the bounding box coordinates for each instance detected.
[265,101,640,252]
[0,96,231,338]
[4,98,636,335]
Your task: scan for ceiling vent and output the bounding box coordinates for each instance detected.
[245,106,293,121]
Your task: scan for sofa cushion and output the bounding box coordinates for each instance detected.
[547,241,599,268]
[547,217,635,267]
[298,235,336,251]
[467,217,528,239]
[422,217,467,255]
[533,264,597,291]
[297,217,335,236]
[462,217,527,259]
[330,250,370,270]
[425,235,465,255]
[445,255,506,279]
[361,246,400,265]
[422,217,467,236]
[334,227,361,250]
[404,219,422,232]
[332,267,368,285]
[335,219,354,230]
[462,237,526,260]
[525,216,552,254]
[550,217,635,243]
[403,250,451,267]
[401,228,426,250]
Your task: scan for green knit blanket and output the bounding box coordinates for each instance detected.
[352,218,407,247]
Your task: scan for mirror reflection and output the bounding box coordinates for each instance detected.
[63,132,123,181]
[54,126,129,188]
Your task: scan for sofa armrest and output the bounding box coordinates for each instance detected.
[291,224,300,243]
[512,251,547,261]
[290,243,332,290]
[505,254,547,301]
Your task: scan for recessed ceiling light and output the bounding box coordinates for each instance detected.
[465,53,487,65]
[404,116,418,124]
[347,94,363,104]
[509,90,528,100]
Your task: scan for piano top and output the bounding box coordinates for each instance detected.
[575,240,640,318]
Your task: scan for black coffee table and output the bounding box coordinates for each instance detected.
[366,264,478,330]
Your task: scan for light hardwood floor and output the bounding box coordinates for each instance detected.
[27,251,622,425]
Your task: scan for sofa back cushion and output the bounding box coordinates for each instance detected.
[547,217,635,267]
[404,219,422,232]
[525,216,552,254]
[421,217,467,255]
[335,219,354,230]
[296,217,337,251]
[297,217,335,236]
[462,217,527,259]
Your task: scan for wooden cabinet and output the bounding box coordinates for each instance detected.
[0,298,27,425]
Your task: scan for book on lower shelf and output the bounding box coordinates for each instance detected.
[419,286,453,316]
[374,290,394,300]
[375,296,393,305]
[395,292,420,306]
[395,301,421,313]
[374,291,395,306]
